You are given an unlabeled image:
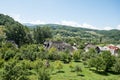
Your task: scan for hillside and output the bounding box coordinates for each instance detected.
[0,13,120,44]
[28,24,120,44]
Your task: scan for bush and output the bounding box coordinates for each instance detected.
[73,50,81,62]
[74,65,82,75]
[69,62,74,72]
[100,51,115,72]
[19,44,42,61]
[0,58,4,68]
[48,47,60,60]
[55,61,63,72]
[88,51,115,72]
[4,49,16,60]
[112,58,120,73]
[59,51,72,63]
[38,67,50,80]
[88,57,105,71]
[1,59,29,80]
[31,59,44,71]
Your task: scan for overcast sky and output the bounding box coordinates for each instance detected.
[0,0,120,30]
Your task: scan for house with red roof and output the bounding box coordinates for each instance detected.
[108,46,119,56]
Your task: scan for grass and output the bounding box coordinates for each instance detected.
[50,61,120,80]
[0,61,120,80]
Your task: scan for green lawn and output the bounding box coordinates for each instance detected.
[50,62,120,80]
[1,61,120,80]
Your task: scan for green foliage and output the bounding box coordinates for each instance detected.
[55,60,63,72]
[33,26,52,44]
[100,51,115,72]
[4,49,16,60]
[81,48,97,61]
[88,51,115,72]
[0,14,33,47]
[47,47,60,60]
[0,58,4,68]
[32,59,44,71]
[38,67,50,80]
[0,47,16,61]
[74,65,82,75]
[112,58,120,73]
[1,59,29,80]
[73,50,81,62]
[89,57,106,71]
[59,51,72,63]
[69,62,74,72]
[5,25,32,47]
[18,44,42,61]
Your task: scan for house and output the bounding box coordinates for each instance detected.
[96,45,119,56]
[84,43,97,52]
[116,45,120,48]
[108,46,119,56]
[98,46,109,51]
[44,41,77,52]
[84,43,120,56]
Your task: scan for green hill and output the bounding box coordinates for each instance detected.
[29,24,120,44]
[0,13,120,44]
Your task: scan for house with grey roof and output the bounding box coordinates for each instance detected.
[44,41,77,53]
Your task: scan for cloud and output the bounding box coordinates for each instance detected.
[56,20,99,29]
[103,26,113,30]
[60,20,80,27]
[29,20,46,24]
[117,25,120,30]
[80,23,99,29]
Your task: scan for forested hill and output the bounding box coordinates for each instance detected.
[0,13,120,44]
[28,24,120,44]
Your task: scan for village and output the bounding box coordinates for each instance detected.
[44,40,120,56]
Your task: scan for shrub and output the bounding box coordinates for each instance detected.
[88,51,115,72]
[69,62,74,72]
[112,58,120,73]
[1,59,29,80]
[33,59,44,70]
[4,49,16,60]
[48,47,60,60]
[0,58,4,68]
[73,50,81,62]
[59,51,72,63]
[38,67,50,80]
[55,61,63,72]
[74,65,82,75]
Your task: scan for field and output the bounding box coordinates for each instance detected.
[28,61,120,80]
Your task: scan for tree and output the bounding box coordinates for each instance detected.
[88,51,115,72]
[5,24,32,47]
[88,57,106,71]
[112,58,120,73]
[33,26,52,44]
[100,51,115,72]
[1,59,29,80]
[73,50,81,62]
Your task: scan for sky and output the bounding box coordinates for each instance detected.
[0,0,120,30]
